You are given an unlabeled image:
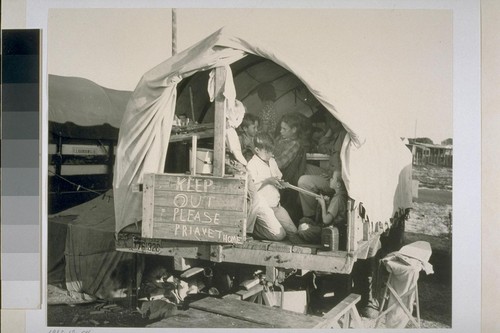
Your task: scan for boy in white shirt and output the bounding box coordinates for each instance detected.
[247,132,299,241]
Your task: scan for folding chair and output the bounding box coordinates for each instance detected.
[374,241,433,328]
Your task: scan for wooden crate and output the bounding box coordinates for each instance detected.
[142,173,247,244]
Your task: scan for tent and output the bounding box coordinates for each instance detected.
[48,75,135,300]
[114,26,413,234]
[49,74,131,139]
[48,75,132,213]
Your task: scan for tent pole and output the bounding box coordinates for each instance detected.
[172,8,177,55]
[213,66,227,177]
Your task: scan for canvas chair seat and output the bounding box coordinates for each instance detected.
[375,241,433,328]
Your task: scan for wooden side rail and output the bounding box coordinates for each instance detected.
[314,293,363,329]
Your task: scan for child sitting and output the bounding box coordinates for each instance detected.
[238,113,260,161]
[246,132,299,242]
[297,170,348,249]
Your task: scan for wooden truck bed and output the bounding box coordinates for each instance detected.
[115,227,380,274]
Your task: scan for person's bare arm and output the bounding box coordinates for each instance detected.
[317,195,334,225]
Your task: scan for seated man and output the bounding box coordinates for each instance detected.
[298,113,347,218]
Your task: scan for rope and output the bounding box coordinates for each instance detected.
[49,170,112,200]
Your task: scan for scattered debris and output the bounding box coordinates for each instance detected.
[89,319,100,326]
[139,299,178,320]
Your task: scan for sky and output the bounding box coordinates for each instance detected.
[48,8,453,144]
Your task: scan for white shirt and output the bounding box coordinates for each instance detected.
[247,155,282,208]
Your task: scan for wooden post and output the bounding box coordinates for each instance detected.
[191,135,198,175]
[142,174,155,238]
[347,199,357,252]
[213,66,227,177]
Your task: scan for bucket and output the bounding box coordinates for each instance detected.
[189,148,213,174]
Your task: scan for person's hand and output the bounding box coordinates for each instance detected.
[273,177,286,189]
[316,194,327,207]
[265,177,284,189]
[276,179,287,189]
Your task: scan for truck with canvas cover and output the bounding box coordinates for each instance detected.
[112,26,412,291]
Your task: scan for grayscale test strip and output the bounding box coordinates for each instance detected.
[1,29,41,309]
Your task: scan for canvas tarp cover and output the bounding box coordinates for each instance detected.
[114,26,413,233]
[48,191,136,299]
[49,74,131,139]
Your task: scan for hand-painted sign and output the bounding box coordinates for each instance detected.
[142,173,247,244]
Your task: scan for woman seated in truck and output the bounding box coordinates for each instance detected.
[273,112,308,185]
[272,112,308,222]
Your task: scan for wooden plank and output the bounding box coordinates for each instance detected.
[234,240,270,251]
[235,284,263,299]
[153,206,246,225]
[48,164,109,176]
[174,257,191,271]
[220,247,354,274]
[145,173,247,243]
[154,173,246,194]
[152,224,245,244]
[355,234,381,260]
[152,192,246,212]
[267,242,293,253]
[315,293,361,329]
[190,135,197,175]
[347,199,357,252]
[142,174,156,238]
[210,244,223,262]
[223,293,242,300]
[49,143,117,156]
[213,66,226,177]
[115,236,213,259]
[305,153,330,161]
[147,307,269,328]
[189,297,322,328]
[169,128,214,143]
[292,245,318,254]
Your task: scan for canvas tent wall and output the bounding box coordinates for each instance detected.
[48,74,132,212]
[48,75,136,300]
[114,26,413,234]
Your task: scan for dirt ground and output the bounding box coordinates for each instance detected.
[47,164,452,329]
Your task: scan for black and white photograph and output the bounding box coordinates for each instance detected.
[42,6,459,330]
